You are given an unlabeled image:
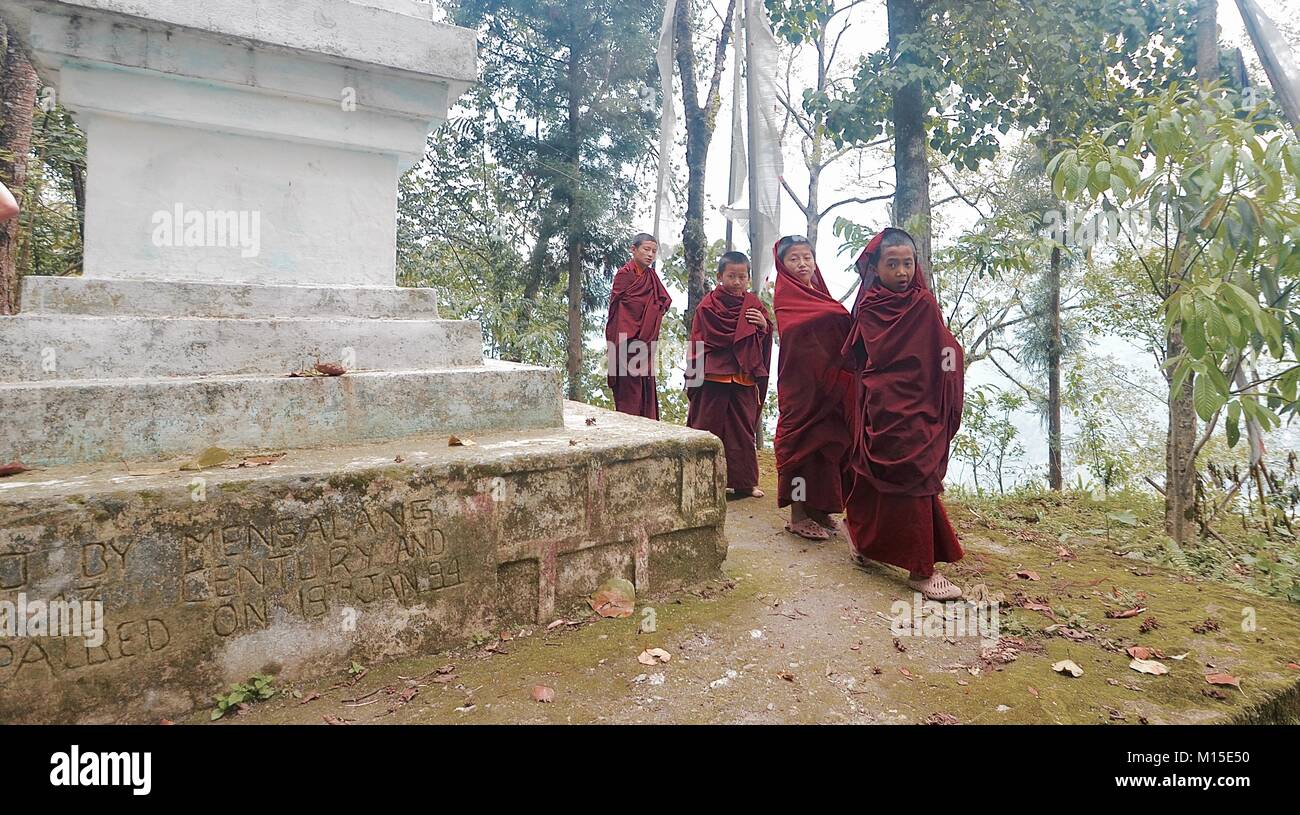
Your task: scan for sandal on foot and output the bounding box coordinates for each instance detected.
[785,518,829,541]
[906,573,963,601]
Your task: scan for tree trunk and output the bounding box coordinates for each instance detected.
[1165,328,1198,542]
[1047,244,1063,490]
[676,1,709,331]
[1161,0,1216,540]
[565,43,585,402]
[886,0,931,278]
[804,18,828,249]
[0,22,39,314]
[676,0,734,330]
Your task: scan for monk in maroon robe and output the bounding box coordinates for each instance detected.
[606,233,671,419]
[772,236,855,541]
[686,251,773,497]
[841,228,966,600]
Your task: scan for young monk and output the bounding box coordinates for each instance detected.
[841,227,966,600]
[606,233,672,419]
[772,236,855,542]
[686,251,773,499]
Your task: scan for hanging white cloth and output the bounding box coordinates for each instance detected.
[652,0,679,251]
[744,0,783,287]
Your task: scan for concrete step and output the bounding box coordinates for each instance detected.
[0,361,562,467]
[0,313,484,381]
[19,276,443,319]
[0,404,725,723]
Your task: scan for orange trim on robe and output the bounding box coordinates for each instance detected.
[703,372,757,387]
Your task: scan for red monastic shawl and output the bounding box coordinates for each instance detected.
[772,241,855,474]
[841,229,965,496]
[605,260,671,345]
[687,287,773,402]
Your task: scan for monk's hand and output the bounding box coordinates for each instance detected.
[745,308,767,330]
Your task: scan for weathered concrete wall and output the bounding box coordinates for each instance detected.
[0,407,727,723]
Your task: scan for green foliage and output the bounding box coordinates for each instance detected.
[952,385,1025,496]
[1051,84,1300,442]
[11,101,86,278]
[211,674,277,720]
[809,0,1199,167]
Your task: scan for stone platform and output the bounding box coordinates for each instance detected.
[0,405,726,723]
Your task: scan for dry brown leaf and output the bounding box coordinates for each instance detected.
[1106,606,1146,619]
[1014,570,1041,581]
[637,648,671,666]
[532,685,555,703]
[315,362,347,376]
[588,577,636,619]
[1129,658,1169,676]
[1051,660,1084,678]
[448,435,476,447]
[1205,673,1241,690]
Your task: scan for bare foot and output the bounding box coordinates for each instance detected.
[741,486,764,499]
[785,518,829,541]
[906,572,963,601]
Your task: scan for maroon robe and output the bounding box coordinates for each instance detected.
[606,259,672,419]
[686,287,773,490]
[772,241,855,514]
[841,229,965,577]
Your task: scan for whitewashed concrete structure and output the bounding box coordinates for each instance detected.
[0,0,727,722]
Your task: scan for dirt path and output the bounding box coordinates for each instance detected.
[203,453,1300,725]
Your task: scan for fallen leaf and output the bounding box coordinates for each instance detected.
[1287,663,1300,670]
[1014,570,1041,581]
[1052,660,1084,678]
[1056,546,1076,560]
[637,648,671,666]
[925,713,960,725]
[315,362,347,376]
[231,452,286,468]
[448,435,476,447]
[899,667,915,680]
[588,577,636,619]
[1205,673,1241,690]
[298,691,322,705]
[1055,627,1094,642]
[585,417,597,426]
[532,686,555,703]
[778,671,795,682]
[1028,686,1040,698]
[1106,606,1146,619]
[322,715,351,725]
[1171,653,1190,660]
[158,718,175,725]
[1126,646,1165,660]
[183,446,230,470]
[546,619,567,631]
[1129,658,1169,676]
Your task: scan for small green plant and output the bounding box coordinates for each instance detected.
[347,660,366,677]
[211,674,277,720]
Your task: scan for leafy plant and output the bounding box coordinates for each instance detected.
[211,674,277,720]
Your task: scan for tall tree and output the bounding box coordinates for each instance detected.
[769,0,891,251]
[0,21,39,314]
[675,0,737,329]
[452,0,660,402]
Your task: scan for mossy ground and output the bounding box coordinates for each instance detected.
[197,451,1300,725]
